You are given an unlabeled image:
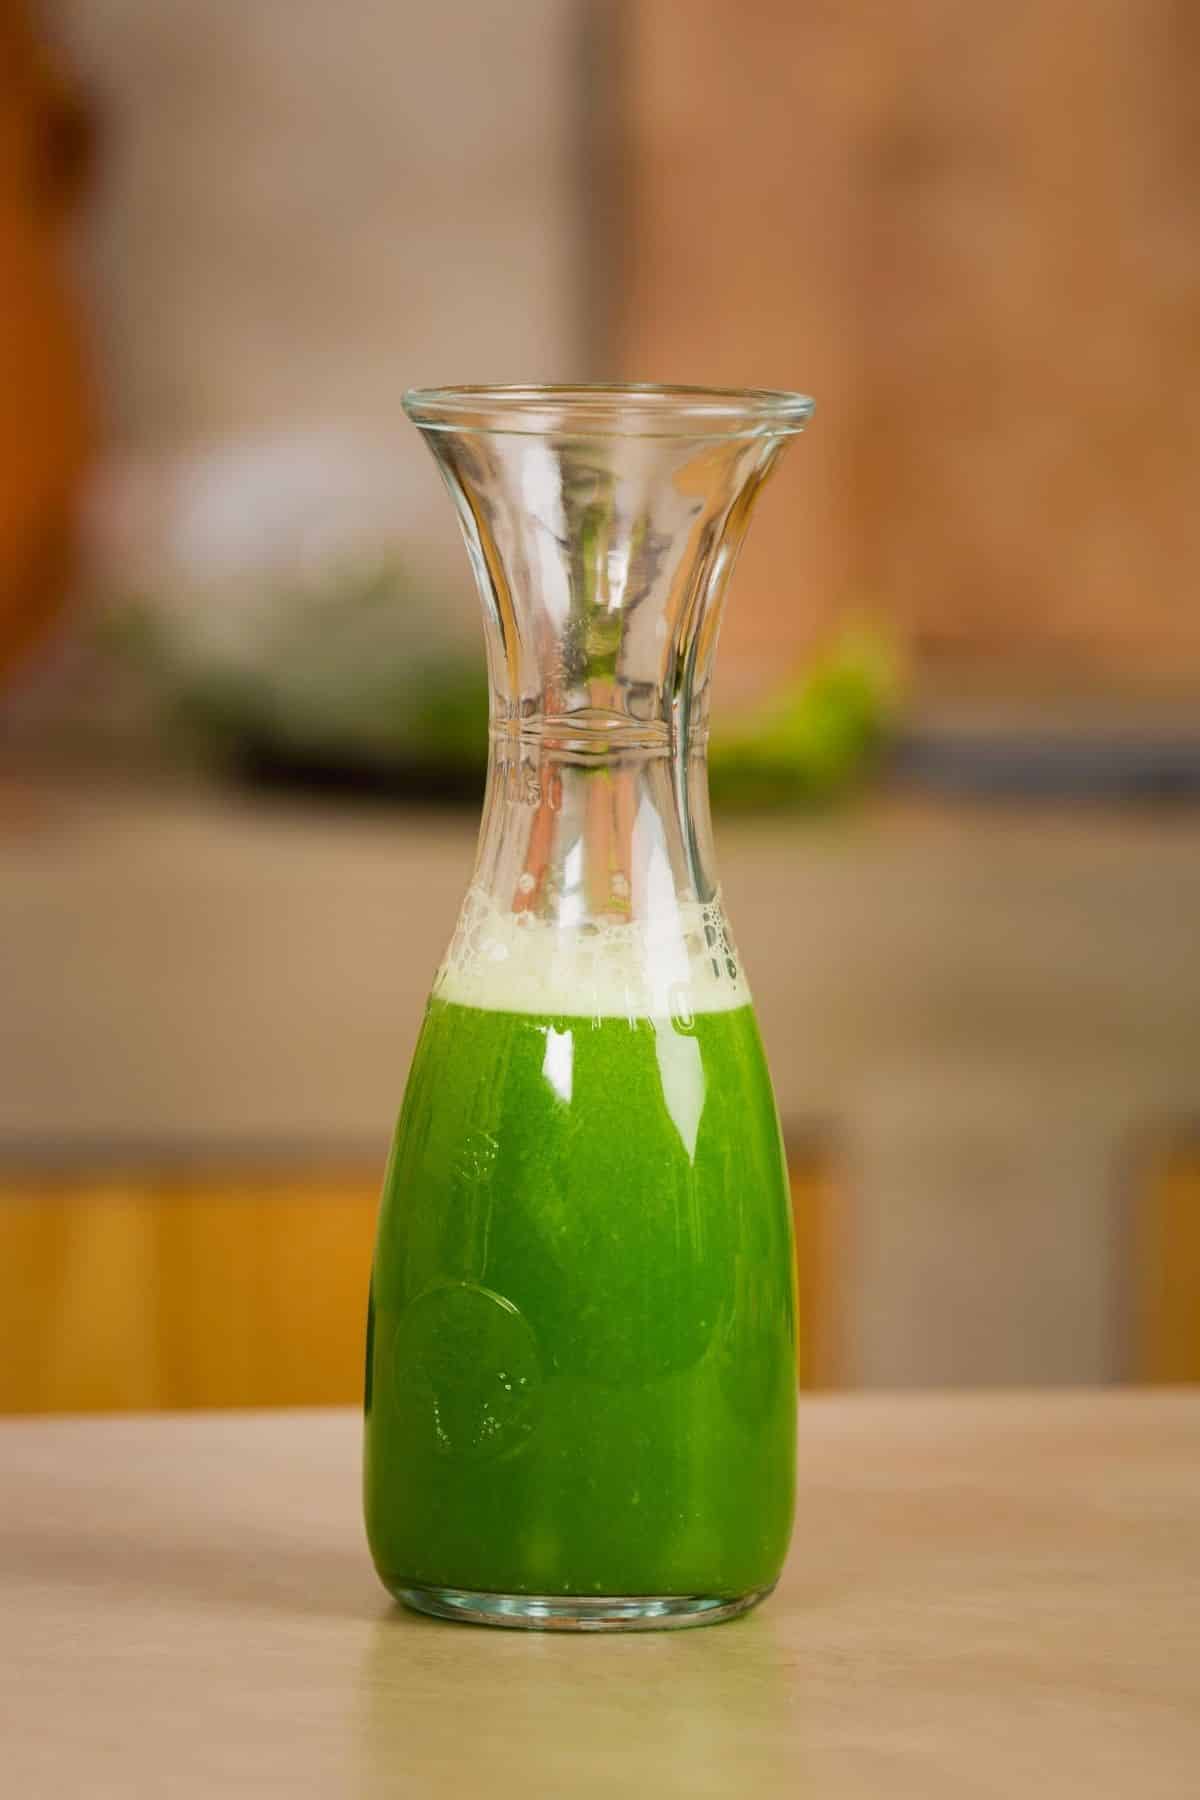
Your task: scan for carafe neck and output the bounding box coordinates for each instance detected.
[406,385,812,929]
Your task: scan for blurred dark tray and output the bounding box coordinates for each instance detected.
[232,742,484,808]
[232,727,1200,809]
[893,730,1200,802]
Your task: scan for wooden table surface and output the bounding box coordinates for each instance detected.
[3,1393,1197,1797]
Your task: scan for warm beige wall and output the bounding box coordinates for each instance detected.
[617,0,1200,695]
[51,0,589,598]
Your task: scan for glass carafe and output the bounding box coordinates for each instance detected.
[364,384,814,1630]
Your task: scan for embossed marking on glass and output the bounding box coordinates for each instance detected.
[364,384,814,1630]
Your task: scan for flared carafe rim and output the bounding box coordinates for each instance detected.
[403,382,814,439]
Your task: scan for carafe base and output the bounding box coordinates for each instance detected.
[391,1581,775,1632]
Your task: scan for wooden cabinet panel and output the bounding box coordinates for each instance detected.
[0,1172,380,1413]
[616,1,1200,692]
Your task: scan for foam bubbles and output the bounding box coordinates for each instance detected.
[434,887,751,1019]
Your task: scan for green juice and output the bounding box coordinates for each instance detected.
[364,993,796,1602]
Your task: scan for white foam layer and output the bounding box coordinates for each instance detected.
[433,888,751,1018]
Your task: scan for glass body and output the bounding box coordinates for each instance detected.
[364,384,814,1630]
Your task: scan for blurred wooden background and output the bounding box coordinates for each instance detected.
[615,0,1200,698]
[3,1,1199,1413]
[16,1,1200,702]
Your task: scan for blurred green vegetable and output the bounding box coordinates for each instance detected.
[709,627,901,811]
